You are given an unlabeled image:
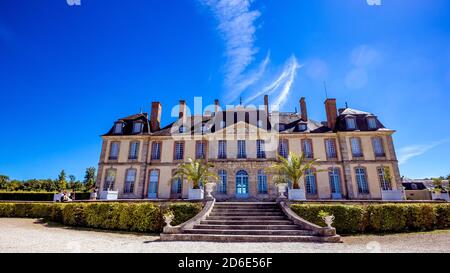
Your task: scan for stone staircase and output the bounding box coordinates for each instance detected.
[160,202,341,243]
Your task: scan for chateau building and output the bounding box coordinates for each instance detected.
[96,96,402,200]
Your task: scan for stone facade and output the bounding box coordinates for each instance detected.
[96,97,402,201]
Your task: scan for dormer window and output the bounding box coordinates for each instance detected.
[298,123,307,131]
[114,122,124,134]
[179,126,186,133]
[345,117,357,130]
[367,117,377,130]
[277,124,286,131]
[220,121,226,129]
[132,122,143,134]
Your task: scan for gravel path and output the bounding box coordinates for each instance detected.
[0,218,449,253]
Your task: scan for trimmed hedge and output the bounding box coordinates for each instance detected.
[291,203,450,235]
[0,192,91,201]
[0,202,202,233]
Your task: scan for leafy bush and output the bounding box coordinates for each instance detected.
[0,192,90,201]
[0,202,202,234]
[291,203,450,235]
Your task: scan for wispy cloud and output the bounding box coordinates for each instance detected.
[201,0,300,108]
[398,139,449,165]
[202,0,262,102]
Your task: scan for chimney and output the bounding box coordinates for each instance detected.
[179,100,186,120]
[264,95,269,113]
[300,97,308,121]
[325,98,337,130]
[150,102,162,132]
[214,99,220,113]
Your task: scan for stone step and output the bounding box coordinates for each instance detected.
[187,229,312,236]
[214,204,279,208]
[212,209,281,213]
[207,215,287,221]
[200,220,293,225]
[209,212,284,217]
[160,233,342,243]
[193,224,303,230]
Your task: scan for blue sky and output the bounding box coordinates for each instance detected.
[0,0,449,180]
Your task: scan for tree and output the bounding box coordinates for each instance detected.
[57,170,67,191]
[173,158,219,189]
[0,175,10,190]
[267,152,320,189]
[84,167,96,190]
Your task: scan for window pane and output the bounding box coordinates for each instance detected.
[218,140,227,159]
[218,170,227,194]
[346,118,356,130]
[326,139,337,158]
[329,168,341,194]
[257,170,268,194]
[238,140,246,158]
[133,122,142,133]
[279,140,289,158]
[351,138,362,157]
[378,167,392,191]
[175,142,184,160]
[151,142,161,160]
[356,168,369,194]
[257,140,266,159]
[373,138,385,157]
[368,118,377,129]
[303,140,313,158]
[305,169,317,194]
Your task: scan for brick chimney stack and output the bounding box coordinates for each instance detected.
[214,99,220,113]
[179,100,186,119]
[264,95,269,113]
[150,102,162,132]
[325,98,338,130]
[300,97,308,121]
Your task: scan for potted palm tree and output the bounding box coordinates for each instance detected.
[173,158,219,200]
[267,152,320,201]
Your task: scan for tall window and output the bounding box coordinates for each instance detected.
[377,167,392,191]
[151,142,161,161]
[346,117,357,130]
[218,140,227,159]
[329,168,341,194]
[256,140,266,159]
[196,141,206,159]
[148,170,159,198]
[305,169,317,194]
[174,142,184,161]
[350,138,363,157]
[257,170,268,194]
[129,141,140,160]
[132,122,143,134]
[325,139,337,159]
[171,177,182,194]
[218,170,227,194]
[367,117,377,129]
[372,137,385,157]
[302,139,313,159]
[124,169,136,193]
[355,167,369,194]
[103,169,116,191]
[114,123,123,134]
[109,142,120,160]
[278,139,289,158]
[237,140,246,159]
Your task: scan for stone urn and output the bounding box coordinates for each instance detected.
[277,183,288,198]
[163,212,174,227]
[205,182,215,199]
[322,215,335,228]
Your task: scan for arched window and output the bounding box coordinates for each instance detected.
[218,170,227,194]
[148,169,159,198]
[328,168,341,194]
[257,170,268,194]
[377,167,392,191]
[104,169,116,191]
[171,177,182,194]
[305,169,317,194]
[236,170,249,196]
[124,169,137,193]
[355,167,369,194]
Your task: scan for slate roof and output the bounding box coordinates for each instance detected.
[102,107,387,136]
